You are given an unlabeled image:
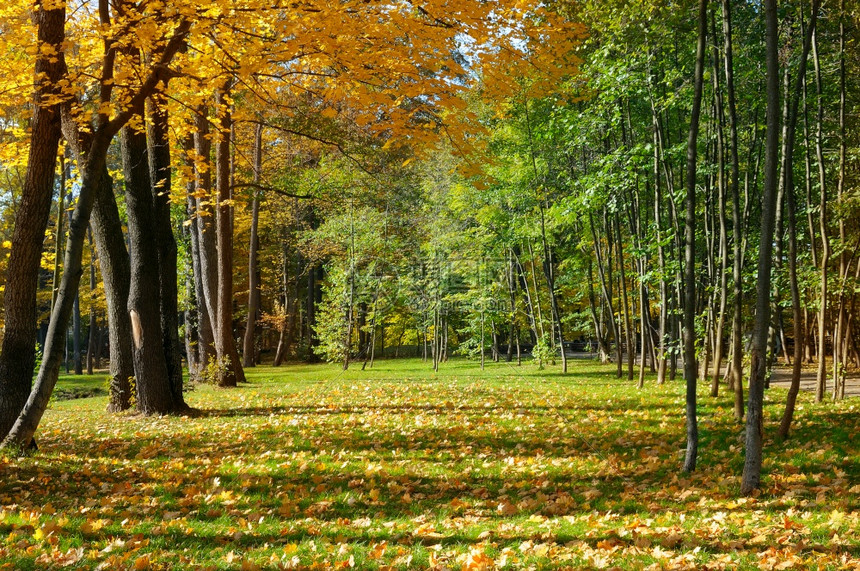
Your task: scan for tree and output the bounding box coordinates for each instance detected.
[1,5,191,448]
[681,0,708,473]
[0,0,67,442]
[741,0,781,496]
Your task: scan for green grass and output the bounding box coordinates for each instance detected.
[0,357,857,569]
[49,372,110,401]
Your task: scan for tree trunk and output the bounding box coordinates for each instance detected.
[832,0,847,401]
[741,0,780,495]
[613,213,633,380]
[649,93,669,384]
[189,129,216,377]
[710,10,729,398]
[73,287,83,375]
[778,0,819,439]
[0,1,67,442]
[722,0,745,422]
[812,24,829,403]
[507,250,517,362]
[681,0,707,474]
[214,87,245,386]
[147,96,187,409]
[512,247,539,344]
[590,213,621,373]
[83,156,135,412]
[242,124,264,367]
[121,125,176,414]
[86,231,98,375]
[51,155,67,314]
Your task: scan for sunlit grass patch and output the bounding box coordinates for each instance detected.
[0,358,857,569]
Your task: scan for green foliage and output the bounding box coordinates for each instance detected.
[197,356,232,386]
[531,336,556,369]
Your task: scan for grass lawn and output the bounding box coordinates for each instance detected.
[0,357,857,569]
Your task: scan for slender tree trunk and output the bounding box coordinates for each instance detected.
[507,250,517,362]
[590,213,622,375]
[192,113,220,377]
[243,124,264,367]
[722,0,745,422]
[605,211,623,377]
[681,0,707,473]
[513,248,539,344]
[86,231,98,375]
[527,242,546,340]
[51,155,66,313]
[741,0,780,495]
[214,86,245,386]
[306,260,319,362]
[586,250,611,363]
[778,0,819,439]
[73,287,83,375]
[183,156,201,378]
[638,262,650,389]
[616,215,634,380]
[710,11,729,397]
[478,308,485,370]
[812,25,829,403]
[650,99,668,384]
[832,0,847,401]
[274,244,294,366]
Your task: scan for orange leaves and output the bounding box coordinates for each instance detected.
[34,546,83,567]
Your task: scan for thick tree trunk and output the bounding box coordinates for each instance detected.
[0,1,67,442]
[84,160,134,412]
[147,96,187,409]
[741,0,780,495]
[121,125,176,414]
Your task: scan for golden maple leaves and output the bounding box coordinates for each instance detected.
[0,0,584,203]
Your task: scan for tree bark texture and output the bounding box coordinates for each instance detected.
[0,1,67,441]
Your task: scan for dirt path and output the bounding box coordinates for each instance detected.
[769,367,860,398]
